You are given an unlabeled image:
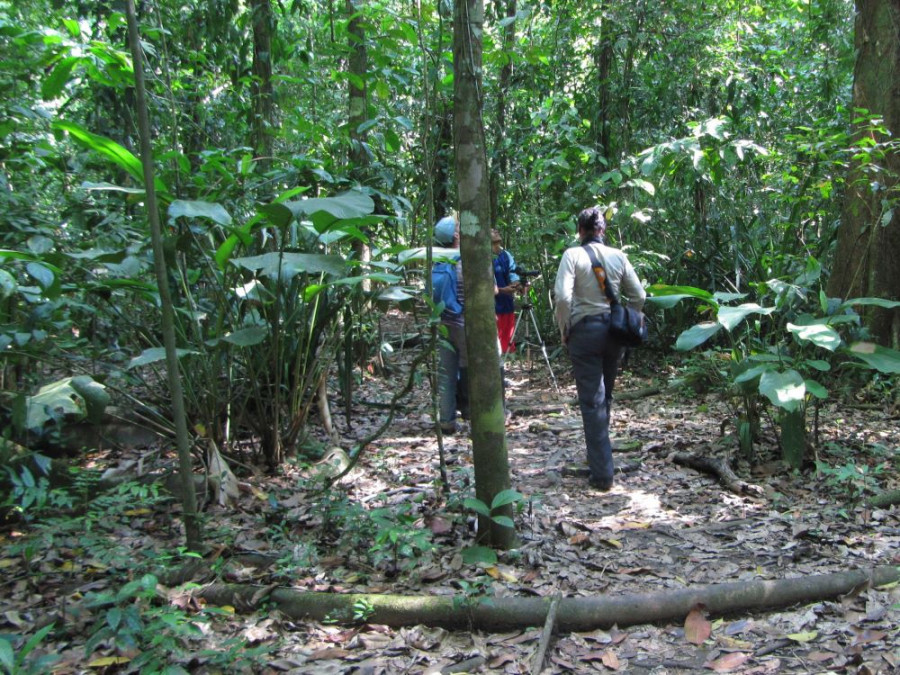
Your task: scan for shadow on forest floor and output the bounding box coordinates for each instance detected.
[2,314,899,674]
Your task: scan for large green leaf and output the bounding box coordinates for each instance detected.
[717,303,773,331]
[463,497,491,517]
[219,326,268,347]
[846,342,900,374]
[645,294,703,309]
[23,376,106,431]
[0,269,16,299]
[804,379,828,399]
[461,545,498,566]
[787,321,841,351]
[52,121,170,200]
[396,247,460,265]
[231,252,347,280]
[712,292,748,304]
[168,200,233,227]
[675,322,722,350]
[42,55,80,100]
[284,190,374,223]
[0,250,38,262]
[127,347,199,369]
[81,181,146,195]
[838,297,900,311]
[645,284,716,301]
[69,375,110,423]
[490,489,523,510]
[376,287,417,303]
[65,248,129,263]
[733,363,776,384]
[759,369,806,412]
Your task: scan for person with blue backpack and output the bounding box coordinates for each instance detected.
[431,215,468,434]
[491,229,521,354]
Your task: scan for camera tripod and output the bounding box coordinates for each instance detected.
[504,300,560,393]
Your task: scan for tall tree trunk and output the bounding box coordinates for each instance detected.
[489,0,515,225]
[827,0,900,347]
[250,0,275,177]
[594,3,615,159]
[125,0,201,551]
[454,0,516,549]
[347,0,371,279]
[345,0,372,405]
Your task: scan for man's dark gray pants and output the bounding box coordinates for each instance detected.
[566,314,623,488]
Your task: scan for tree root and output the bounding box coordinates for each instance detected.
[672,452,765,498]
[198,566,899,631]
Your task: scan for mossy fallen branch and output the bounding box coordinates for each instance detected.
[199,566,899,631]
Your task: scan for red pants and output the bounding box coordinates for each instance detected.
[497,313,516,354]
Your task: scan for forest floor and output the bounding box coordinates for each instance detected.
[2,310,900,674]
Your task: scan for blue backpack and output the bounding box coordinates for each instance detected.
[432,262,462,315]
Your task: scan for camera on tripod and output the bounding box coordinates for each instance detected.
[518,269,541,280]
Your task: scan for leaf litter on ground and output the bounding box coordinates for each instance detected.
[2,314,899,673]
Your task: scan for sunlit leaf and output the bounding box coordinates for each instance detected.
[787,321,841,351]
[759,369,806,412]
[846,342,900,373]
[396,247,460,264]
[42,55,79,100]
[646,284,715,301]
[52,121,170,199]
[88,657,131,668]
[168,200,233,227]
[284,189,374,224]
[787,630,818,643]
[69,375,110,424]
[717,304,773,331]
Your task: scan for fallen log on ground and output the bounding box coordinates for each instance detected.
[673,452,765,498]
[869,489,900,509]
[198,565,899,632]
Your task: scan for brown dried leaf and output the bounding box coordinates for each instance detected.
[602,649,621,669]
[705,651,750,672]
[684,605,711,645]
[487,652,518,668]
[428,516,452,534]
[851,628,887,646]
[308,647,350,660]
[569,532,590,546]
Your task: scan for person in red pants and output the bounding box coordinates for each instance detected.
[491,229,521,354]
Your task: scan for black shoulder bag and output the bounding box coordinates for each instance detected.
[582,243,648,348]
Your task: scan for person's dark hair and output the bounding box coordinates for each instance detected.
[577,206,606,234]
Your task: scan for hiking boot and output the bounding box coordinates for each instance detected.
[589,478,613,492]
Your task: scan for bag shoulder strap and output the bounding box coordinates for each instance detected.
[581,242,619,305]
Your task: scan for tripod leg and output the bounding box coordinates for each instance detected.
[504,309,525,368]
[527,307,560,393]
